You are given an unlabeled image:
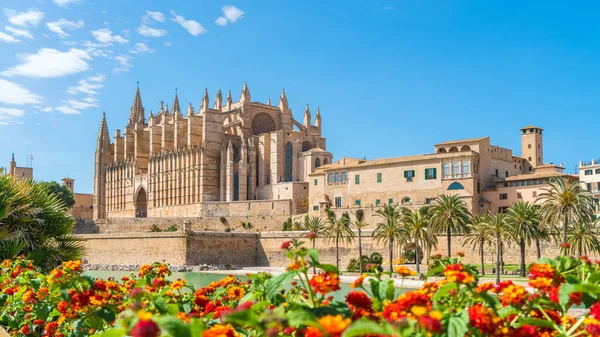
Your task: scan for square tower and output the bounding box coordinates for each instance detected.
[520,125,543,169]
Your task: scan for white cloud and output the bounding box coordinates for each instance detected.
[53,0,82,7]
[114,55,132,72]
[40,107,53,112]
[67,73,105,95]
[129,42,154,54]
[91,28,128,45]
[4,9,44,27]
[144,10,165,23]
[215,17,227,26]
[46,19,84,38]
[163,41,171,47]
[0,31,20,43]
[222,6,244,23]
[63,97,98,109]
[5,26,33,39]
[55,105,80,114]
[170,11,206,36]
[0,107,24,117]
[137,24,166,37]
[0,79,42,105]
[1,48,91,78]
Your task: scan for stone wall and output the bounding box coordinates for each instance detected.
[202,200,291,217]
[188,232,258,267]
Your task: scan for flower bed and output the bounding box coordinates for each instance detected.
[3,240,600,337]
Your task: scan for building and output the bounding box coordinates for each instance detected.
[93,83,332,220]
[7,153,33,181]
[61,178,94,221]
[309,125,574,216]
[578,159,600,214]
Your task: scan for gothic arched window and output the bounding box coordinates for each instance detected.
[285,142,293,182]
[315,158,321,169]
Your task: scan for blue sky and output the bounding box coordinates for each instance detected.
[0,0,599,193]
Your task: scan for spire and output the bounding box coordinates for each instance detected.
[97,112,110,148]
[303,104,311,127]
[214,89,223,111]
[278,88,289,110]
[172,89,181,119]
[226,90,233,110]
[240,82,251,103]
[201,88,209,113]
[128,85,145,126]
[315,106,322,129]
[267,98,271,106]
[187,102,194,116]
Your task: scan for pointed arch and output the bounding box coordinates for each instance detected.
[315,158,321,169]
[135,187,147,218]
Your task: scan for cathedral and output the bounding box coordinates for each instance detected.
[93,83,332,220]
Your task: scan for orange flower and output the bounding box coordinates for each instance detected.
[227,286,246,300]
[469,303,508,335]
[309,272,340,295]
[500,284,528,306]
[202,324,240,337]
[63,260,81,271]
[139,264,152,277]
[475,282,495,293]
[351,274,366,288]
[443,264,475,284]
[307,314,351,337]
[395,266,417,277]
[171,279,186,291]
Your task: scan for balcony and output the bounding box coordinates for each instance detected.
[581,159,600,167]
[442,172,476,180]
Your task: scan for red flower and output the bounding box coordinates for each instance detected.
[418,312,443,333]
[45,322,60,336]
[560,242,570,249]
[306,233,317,239]
[280,241,292,250]
[456,251,465,257]
[130,319,160,337]
[591,303,600,319]
[309,272,340,295]
[283,327,295,335]
[345,291,372,310]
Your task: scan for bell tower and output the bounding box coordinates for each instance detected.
[520,125,543,169]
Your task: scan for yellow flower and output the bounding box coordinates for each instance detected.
[137,311,152,320]
[395,266,417,277]
[227,286,246,300]
[410,305,427,317]
[317,314,351,336]
[63,260,81,271]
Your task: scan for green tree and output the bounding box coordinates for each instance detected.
[303,215,325,273]
[463,214,493,276]
[324,213,354,272]
[40,181,76,208]
[399,206,433,274]
[483,212,511,284]
[536,178,594,255]
[353,209,370,274]
[428,194,471,257]
[0,174,83,271]
[505,201,540,276]
[373,204,407,275]
[566,221,600,256]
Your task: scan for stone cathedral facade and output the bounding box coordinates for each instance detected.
[93,83,332,220]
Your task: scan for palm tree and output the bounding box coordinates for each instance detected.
[353,209,370,274]
[463,214,493,276]
[428,194,471,257]
[373,204,408,275]
[533,226,554,260]
[536,178,595,255]
[399,206,432,274]
[483,212,511,284]
[0,174,83,271]
[324,213,354,272]
[566,221,600,256]
[303,215,324,251]
[505,201,540,276]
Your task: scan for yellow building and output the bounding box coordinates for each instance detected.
[309,125,573,216]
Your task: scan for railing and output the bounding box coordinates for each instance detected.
[443,172,476,180]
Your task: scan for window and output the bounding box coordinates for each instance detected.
[596,169,600,174]
[425,168,437,180]
[588,183,593,191]
[388,198,394,205]
[498,206,509,213]
[376,199,380,206]
[402,197,412,205]
[453,162,459,177]
[355,175,360,184]
[354,199,361,207]
[335,197,342,208]
[495,169,499,178]
[505,171,509,178]
[341,172,347,183]
[532,191,537,198]
[404,170,415,181]
[334,173,341,183]
[477,182,480,194]
[443,164,450,177]
[377,172,382,183]
[314,179,318,186]
[528,144,531,149]
[528,157,532,161]
[448,182,465,190]
[462,162,469,174]
[315,158,321,169]
[597,182,600,191]
[517,192,522,199]
[499,193,508,200]
[313,205,319,211]
[425,197,436,204]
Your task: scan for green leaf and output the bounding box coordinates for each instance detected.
[307,249,320,265]
[167,304,180,316]
[286,309,320,327]
[154,296,169,314]
[378,279,395,301]
[343,318,395,337]
[183,302,193,314]
[583,293,597,308]
[91,329,126,337]
[317,264,339,274]
[425,266,444,279]
[433,282,455,304]
[313,301,351,318]
[158,316,191,337]
[189,319,205,337]
[224,309,260,327]
[85,314,105,330]
[29,277,41,290]
[516,318,555,329]
[497,305,517,318]
[82,275,96,287]
[478,292,498,310]
[447,311,469,337]
[95,306,116,324]
[588,271,600,284]
[558,284,575,307]
[265,271,296,301]
[573,283,600,295]
[34,304,51,321]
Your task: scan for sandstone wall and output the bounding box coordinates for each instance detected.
[188,232,258,267]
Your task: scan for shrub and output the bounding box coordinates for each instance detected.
[224,227,232,232]
[219,216,227,224]
[346,258,360,272]
[369,252,383,265]
[150,224,161,232]
[165,225,177,232]
[403,250,416,263]
[282,217,293,231]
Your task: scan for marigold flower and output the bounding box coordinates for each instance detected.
[351,274,366,288]
[395,266,417,277]
[20,324,30,335]
[63,260,81,271]
[309,272,340,295]
[227,286,246,300]
[456,251,465,257]
[591,303,600,320]
[475,282,495,293]
[203,324,240,337]
[418,312,443,333]
[469,303,507,335]
[306,233,317,239]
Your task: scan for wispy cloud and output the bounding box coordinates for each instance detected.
[0,79,43,105]
[55,105,80,114]
[67,73,105,95]
[114,55,132,72]
[63,97,98,109]
[223,6,244,23]
[40,107,53,112]
[53,0,82,7]
[170,10,206,36]
[215,17,227,26]
[138,24,166,37]
[129,42,154,54]
[91,28,128,45]
[46,18,84,38]
[144,10,165,23]
[0,107,25,124]
[5,26,33,39]
[4,9,44,27]
[1,48,91,78]
[0,31,19,43]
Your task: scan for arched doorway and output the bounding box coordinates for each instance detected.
[135,188,147,218]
